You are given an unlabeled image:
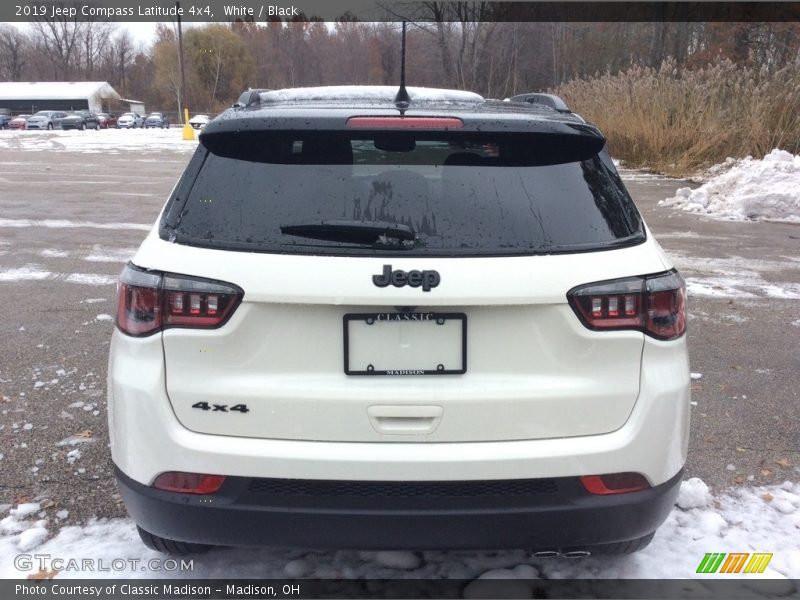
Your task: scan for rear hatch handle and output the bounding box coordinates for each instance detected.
[367,405,443,435]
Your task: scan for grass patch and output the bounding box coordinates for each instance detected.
[557,58,800,177]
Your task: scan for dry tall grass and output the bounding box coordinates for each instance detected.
[556,58,800,176]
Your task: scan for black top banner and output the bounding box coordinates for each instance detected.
[3,1,800,22]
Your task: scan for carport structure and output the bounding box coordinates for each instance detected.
[0,81,122,114]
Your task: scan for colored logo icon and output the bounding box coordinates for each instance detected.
[697,553,773,574]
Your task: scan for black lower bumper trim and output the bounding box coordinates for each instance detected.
[115,466,683,551]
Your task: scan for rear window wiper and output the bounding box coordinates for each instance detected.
[280,220,419,248]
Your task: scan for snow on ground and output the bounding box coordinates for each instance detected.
[0,219,150,231]
[0,479,798,580]
[0,128,197,154]
[666,252,800,300]
[0,264,117,286]
[659,149,800,223]
[0,241,135,285]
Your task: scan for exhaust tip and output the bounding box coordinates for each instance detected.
[561,550,592,558]
[532,550,560,558]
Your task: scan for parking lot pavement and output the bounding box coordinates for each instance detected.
[619,169,800,491]
[0,150,186,524]
[0,150,798,530]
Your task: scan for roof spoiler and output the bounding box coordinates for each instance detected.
[506,93,571,113]
[233,88,272,109]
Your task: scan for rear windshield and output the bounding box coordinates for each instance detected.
[161,131,644,256]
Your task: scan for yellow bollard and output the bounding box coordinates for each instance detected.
[182,108,195,140]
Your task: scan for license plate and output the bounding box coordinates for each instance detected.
[343,312,467,375]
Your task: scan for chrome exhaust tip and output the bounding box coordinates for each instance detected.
[561,550,592,558]
[532,550,560,558]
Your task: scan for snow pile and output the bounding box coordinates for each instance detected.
[676,477,712,509]
[0,503,49,553]
[1,479,798,580]
[659,149,800,223]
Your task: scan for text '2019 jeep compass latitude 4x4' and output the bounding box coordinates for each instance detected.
[108,85,689,556]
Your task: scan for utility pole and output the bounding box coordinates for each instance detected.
[176,1,187,119]
[176,1,194,139]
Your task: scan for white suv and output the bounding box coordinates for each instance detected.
[108,86,689,556]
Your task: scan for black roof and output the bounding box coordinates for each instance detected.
[201,86,602,144]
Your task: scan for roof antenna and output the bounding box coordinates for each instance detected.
[394,21,411,111]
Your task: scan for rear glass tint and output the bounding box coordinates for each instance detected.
[161,132,643,256]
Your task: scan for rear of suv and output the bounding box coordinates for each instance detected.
[108,86,689,555]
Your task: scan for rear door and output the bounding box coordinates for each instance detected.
[153,125,655,443]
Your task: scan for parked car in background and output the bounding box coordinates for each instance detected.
[61,110,100,130]
[97,113,117,129]
[145,113,170,129]
[188,114,210,130]
[8,114,31,129]
[0,115,10,129]
[25,110,68,130]
[117,113,144,129]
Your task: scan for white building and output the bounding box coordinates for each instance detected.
[0,81,141,114]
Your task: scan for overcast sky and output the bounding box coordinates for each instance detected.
[5,22,197,50]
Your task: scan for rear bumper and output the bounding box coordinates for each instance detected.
[116,465,682,551]
[108,331,690,486]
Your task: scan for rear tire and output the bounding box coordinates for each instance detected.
[136,526,213,556]
[47,123,53,130]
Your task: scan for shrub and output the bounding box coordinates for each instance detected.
[556,58,800,176]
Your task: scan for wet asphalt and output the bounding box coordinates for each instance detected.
[0,148,798,531]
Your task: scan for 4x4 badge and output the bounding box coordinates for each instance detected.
[373,265,440,292]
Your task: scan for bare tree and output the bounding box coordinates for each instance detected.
[32,7,84,80]
[113,30,134,95]
[80,21,115,77]
[0,25,29,81]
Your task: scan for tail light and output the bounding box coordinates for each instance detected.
[567,271,686,340]
[116,263,243,337]
[153,471,226,495]
[580,473,651,495]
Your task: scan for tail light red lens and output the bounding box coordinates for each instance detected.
[153,472,226,495]
[568,271,686,340]
[116,264,243,337]
[580,473,651,495]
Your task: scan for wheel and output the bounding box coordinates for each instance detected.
[80,123,86,130]
[95,123,100,130]
[579,532,655,556]
[47,123,53,130]
[136,526,212,555]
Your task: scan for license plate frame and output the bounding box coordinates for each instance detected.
[343,312,467,376]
